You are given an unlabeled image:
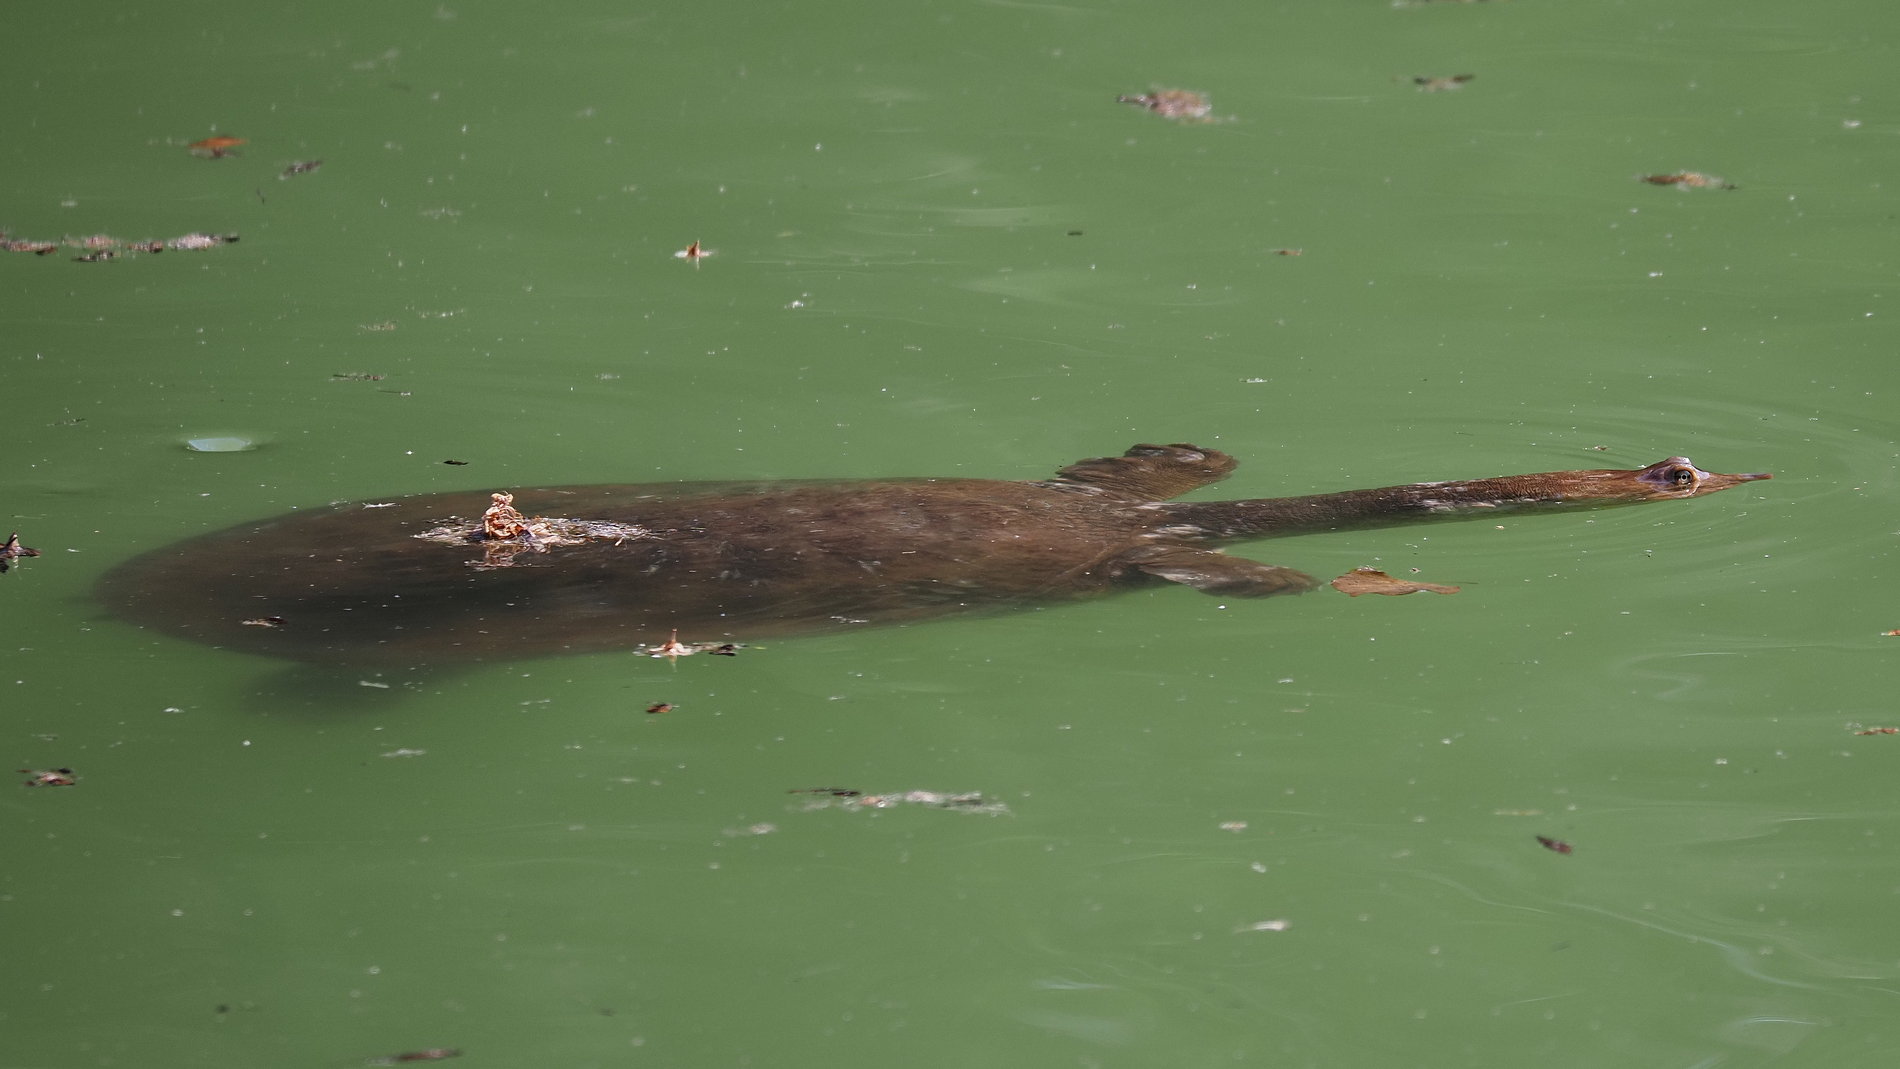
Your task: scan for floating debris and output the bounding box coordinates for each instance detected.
[790,788,1009,815]
[1234,919,1291,933]
[240,616,287,629]
[19,768,75,787]
[1854,727,1900,736]
[410,492,652,570]
[1411,74,1475,92]
[1639,172,1737,191]
[674,240,713,263]
[1,532,41,574]
[1115,89,1215,122]
[1535,835,1573,855]
[441,459,468,466]
[170,232,240,250]
[188,135,246,159]
[368,1050,460,1065]
[644,702,676,714]
[330,372,386,382]
[1330,567,1461,597]
[2,230,235,260]
[279,159,323,179]
[481,492,531,539]
[637,628,744,659]
[1271,248,1303,257]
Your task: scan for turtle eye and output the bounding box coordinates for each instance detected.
[1637,457,1710,492]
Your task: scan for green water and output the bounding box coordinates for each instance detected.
[4,0,1897,1066]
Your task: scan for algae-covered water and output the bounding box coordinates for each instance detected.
[4,1,1897,1066]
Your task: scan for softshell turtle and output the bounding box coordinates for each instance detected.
[99,444,1769,665]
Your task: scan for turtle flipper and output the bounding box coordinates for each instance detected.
[1121,545,1317,596]
[1043,443,1237,500]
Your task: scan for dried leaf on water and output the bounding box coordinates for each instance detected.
[1638,171,1737,190]
[188,135,246,158]
[1329,567,1461,597]
[1,532,42,573]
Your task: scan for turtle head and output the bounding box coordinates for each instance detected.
[1630,457,1772,499]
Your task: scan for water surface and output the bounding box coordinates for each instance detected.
[4,1,1896,1066]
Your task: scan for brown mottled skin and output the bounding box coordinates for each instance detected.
[99,444,1769,665]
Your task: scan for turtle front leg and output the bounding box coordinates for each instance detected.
[1121,545,1318,596]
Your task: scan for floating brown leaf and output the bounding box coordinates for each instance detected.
[0,532,41,574]
[188,135,245,158]
[1639,171,1736,190]
[481,492,530,540]
[1330,567,1460,597]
